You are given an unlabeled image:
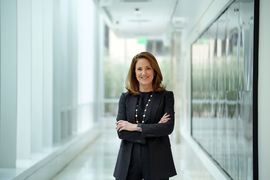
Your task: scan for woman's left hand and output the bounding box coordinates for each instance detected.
[158,113,171,123]
[116,120,136,132]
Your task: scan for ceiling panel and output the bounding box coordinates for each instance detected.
[104,0,176,38]
[103,0,214,40]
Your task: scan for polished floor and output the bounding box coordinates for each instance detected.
[51,124,214,180]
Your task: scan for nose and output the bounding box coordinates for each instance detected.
[142,69,147,75]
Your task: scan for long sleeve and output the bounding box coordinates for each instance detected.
[141,91,175,137]
[116,93,146,144]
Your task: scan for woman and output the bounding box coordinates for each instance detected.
[113,52,177,180]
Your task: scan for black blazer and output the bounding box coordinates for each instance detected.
[113,90,177,180]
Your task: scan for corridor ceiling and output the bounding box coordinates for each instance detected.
[97,0,213,40]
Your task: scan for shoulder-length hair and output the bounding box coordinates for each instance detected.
[125,52,166,95]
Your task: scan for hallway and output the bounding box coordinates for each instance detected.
[51,120,214,180]
[1,0,268,179]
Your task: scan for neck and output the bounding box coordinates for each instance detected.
[139,84,153,92]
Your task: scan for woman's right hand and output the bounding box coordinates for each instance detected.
[116,120,137,132]
[158,113,171,123]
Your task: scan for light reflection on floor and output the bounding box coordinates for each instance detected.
[51,124,214,180]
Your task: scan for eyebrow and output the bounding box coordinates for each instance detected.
[136,65,151,68]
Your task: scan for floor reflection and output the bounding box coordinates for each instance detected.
[51,123,213,180]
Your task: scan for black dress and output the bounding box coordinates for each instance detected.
[126,92,152,179]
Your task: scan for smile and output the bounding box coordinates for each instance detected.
[141,76,149,80]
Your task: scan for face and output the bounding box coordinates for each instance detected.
[135,58,155,89]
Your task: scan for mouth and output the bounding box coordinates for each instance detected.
[141,76,149,80]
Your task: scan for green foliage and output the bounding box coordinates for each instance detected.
[104,49,124,99]
[159,55,172,90]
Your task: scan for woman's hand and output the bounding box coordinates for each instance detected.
[116,120,137,132]
[158,113,171,123]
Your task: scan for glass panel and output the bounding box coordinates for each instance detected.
[226,91,238,178]
[217,11,227,168]
[227,2,239,92]
[239,1,254,92]
[191,0,254,179]
[104,103,118,117]
[238,91,253,179]
[104,29,125,99]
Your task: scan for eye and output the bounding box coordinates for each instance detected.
[137,67,142,71]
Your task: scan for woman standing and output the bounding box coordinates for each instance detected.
[114,52,177,180]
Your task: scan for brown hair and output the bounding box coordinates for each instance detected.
[125,52,166,95]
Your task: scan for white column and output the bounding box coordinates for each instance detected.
[31,0,44,153]
[53,0,62,143]
[0,0,17,168]
[17,0,32,159]
[43,0,53,148]
[67,0,73,136]
[98,18,105,120]
[172,31,181,143]
[258,0,270,179]
[93,4,100,123]
[60,0,68,139]
[77,0,95,131]
[71,0,78,133]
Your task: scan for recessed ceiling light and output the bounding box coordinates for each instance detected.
[134,8,141,14]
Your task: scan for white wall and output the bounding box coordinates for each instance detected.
[258,0,270,179]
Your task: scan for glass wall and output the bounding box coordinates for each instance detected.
[191,1,254,179]
[103,29,146,117]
